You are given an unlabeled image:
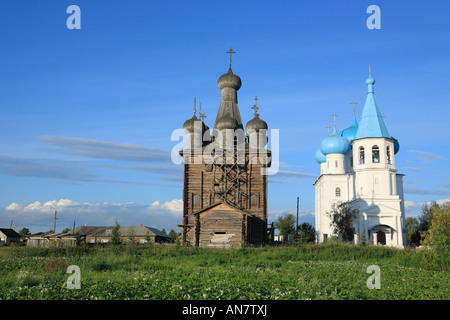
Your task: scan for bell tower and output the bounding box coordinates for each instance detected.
[179,49,272,247]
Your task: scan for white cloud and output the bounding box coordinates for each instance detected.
[2,198,183,233]
[407,150,444,163]
[404,198,450,217]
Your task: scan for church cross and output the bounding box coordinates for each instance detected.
[369,65,372,77]
[226,47,236,69]
[199,103,206,121]
[350,101,358,117]
[193,97,197,116]
[325,125,331,136]
[251,96,259,117]
[331,113,338,128]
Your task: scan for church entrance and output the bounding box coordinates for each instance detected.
[376,231,386,245]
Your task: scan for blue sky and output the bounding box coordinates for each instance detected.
[1,0,449,233]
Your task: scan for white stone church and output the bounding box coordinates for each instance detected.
[314,71,406,248]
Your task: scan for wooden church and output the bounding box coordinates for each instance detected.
[179,49,272,248]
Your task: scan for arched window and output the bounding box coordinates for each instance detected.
[359,147,365,164]
[372,145,380,163]
[386,146,391,164]
[335,187,341,197]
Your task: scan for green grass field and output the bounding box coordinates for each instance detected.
[0,243,448,300]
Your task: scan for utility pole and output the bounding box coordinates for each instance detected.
[72,220,76,233]
[296,197,299,234]
[9,220,13,229]
[53,210,58,233]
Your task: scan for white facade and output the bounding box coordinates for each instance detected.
[314,137,406,247]
[314,75,406,248]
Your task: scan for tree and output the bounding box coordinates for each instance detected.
[18,228,31,237]
[295,222,316,244]
[409,201,440,246]
[145,230,152,244]
[127,229,135,243]
[326,201,359,242]
[405,217,420,246]
[168,229,179,242]
[274,213,296,241]
[421,201,449,266]
[111,220,121,245]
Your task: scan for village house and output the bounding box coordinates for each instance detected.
[0,228,21,245]
[78,225,172,244]
[26,232,84,248]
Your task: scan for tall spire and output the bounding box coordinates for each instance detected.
[214,48,243,130]
[355,68,390,139]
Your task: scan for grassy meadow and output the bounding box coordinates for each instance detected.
[0,243,448,300]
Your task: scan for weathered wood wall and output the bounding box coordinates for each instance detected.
[182,152,269,247]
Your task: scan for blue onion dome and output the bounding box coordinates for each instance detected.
[320,127,351,155]
[315,148,326,164]
[391,137,400,154]
[218,68,242,90]
[366,76,375,85]
[340,117,359,143]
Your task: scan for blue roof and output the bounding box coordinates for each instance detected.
[341,117,358,143]
[354,76,390,140]
[320,127,351,155]
[315,148,326,164]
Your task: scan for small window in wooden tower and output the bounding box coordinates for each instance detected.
[193,194,201,206]
[251,194,260,207]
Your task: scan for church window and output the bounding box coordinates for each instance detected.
[386,146,391,164]
[335,187,341,197]
[359,147,365,164]
[193,194,201,206]
[251,194,260,207]
[335,160,338,168]
[372,145,380,163]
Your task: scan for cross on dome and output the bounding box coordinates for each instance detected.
[193,97,197,116]
[199,103,206,121]
[226,47,236,69]
[331,113,338,128]
[350,101,358,117]
[251,96,259,117]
